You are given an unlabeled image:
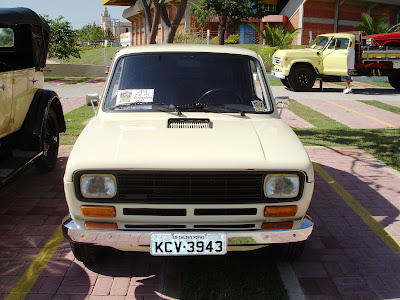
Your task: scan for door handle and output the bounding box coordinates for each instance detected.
[32,78,39,83]
[1,84,8,91]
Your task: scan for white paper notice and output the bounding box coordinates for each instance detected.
[116,89,154,105]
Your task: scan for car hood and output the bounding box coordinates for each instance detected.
[64,113,313,181]
[273,48,318,59]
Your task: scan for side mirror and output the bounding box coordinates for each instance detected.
[86,94,99,115]
[275,96,290,117]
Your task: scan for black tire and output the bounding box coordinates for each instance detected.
[281,78,291,88]
[288,65,316,92]
[388,73,400,90]
[277,240,306,261]
[34,107,59,173]
[70,242,101,264]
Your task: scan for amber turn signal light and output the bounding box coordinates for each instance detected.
[262,221,293,230]
[85,222,118,230]
[81,205,116,218]
[264,206,297,218]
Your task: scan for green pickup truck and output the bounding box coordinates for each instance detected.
[271,33,400,91]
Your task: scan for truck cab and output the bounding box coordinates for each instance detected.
[272,33,355,91]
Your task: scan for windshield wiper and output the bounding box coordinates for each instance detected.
[176,103,246,116]
[108,102,172,111]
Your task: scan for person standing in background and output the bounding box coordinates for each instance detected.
[343,41,355,94]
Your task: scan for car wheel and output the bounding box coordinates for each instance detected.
[277,240,306,261]
[70,242,102,264]
[288,66,316,92]
[388,73,400,90]
[281,78,291,88]
[34,107,59,173]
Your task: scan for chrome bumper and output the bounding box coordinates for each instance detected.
[62,216,314,251]
[271,70,286,79]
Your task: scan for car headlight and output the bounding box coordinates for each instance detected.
[366,38,374,46]
[264,174,299,198]
[80,174,117,198]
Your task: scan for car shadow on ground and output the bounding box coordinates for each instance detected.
[295,161,400,298]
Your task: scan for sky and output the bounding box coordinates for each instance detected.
[1,0,128,29]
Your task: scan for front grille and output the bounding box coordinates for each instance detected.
[272,57,282,66]
[75,171,305,204]
[117,172,264,204]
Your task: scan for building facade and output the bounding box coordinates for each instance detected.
[100,7,132,42]
[102,0,400,46]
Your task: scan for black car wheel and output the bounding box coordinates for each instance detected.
[288,66,316,92]
[34,107,60,173]
[281,78,291,88]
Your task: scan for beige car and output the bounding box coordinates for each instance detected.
[63,45,314,263]
[0,8,65,181]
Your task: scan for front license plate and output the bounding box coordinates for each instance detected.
[150,232,227,256]
[394,61,400,69]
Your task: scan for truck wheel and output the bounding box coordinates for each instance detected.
[277,240,306,261]
[70,242,101,264]
[288,66,316,91]
[34,107,59,173]
[281,78,291,88]
[388,73,400,90]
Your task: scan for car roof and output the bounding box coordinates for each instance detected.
[114,44,259,60]
[0,7,49,33]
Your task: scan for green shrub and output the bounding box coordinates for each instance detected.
[210,36,219,44]
[224,34,240,44]
[258,46,277,67]
[174,32,207,44]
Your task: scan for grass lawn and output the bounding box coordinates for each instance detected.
[180,250,288,300]
[68,46,124,65]
[60,105,93,145]
[269,79,283,86]
[64,77,96,84]
[44,77,63,82]
[358,100,400,115]
[289,100,400,171]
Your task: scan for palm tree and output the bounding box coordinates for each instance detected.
[354,13,400,35]
[249,23,300,48]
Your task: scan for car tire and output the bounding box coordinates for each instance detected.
[281,78,291,89]
[70,242,102,264]
[34,107,59,173]
[388,73,400,90]
[288,65,316,92]
[277,240,306,261]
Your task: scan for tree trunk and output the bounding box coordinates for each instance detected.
[160,0,188,43]
[218,6,229,45]
[142,0,163,44]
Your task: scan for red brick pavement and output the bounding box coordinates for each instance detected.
[296,98,400,128]
[280,109,315,128]
[381,100,400,108]
[1,146,400,299]
[60,97,87,114]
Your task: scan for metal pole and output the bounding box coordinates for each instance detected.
[104,39,108,66]
[207,29,210,45]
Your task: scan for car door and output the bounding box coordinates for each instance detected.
[322,37,350,76]
[0,71,13,138]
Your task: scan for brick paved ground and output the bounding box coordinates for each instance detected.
[296,98,400,128]
[300,147,400,299]
[381,100,400,108]
[1,146,400,299]
[60,97,87,114]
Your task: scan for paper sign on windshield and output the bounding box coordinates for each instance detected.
[116,89,154,105]
[251,100,266,112]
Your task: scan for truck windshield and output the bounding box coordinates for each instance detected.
[309,36,330,49]
[104,53,273,113]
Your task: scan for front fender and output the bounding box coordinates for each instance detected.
[288,59,320,74]
[23,89,66,150]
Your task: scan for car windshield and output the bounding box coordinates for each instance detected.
[309,36,331,49]
[104,53,273,113]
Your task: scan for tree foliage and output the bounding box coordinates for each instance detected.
[191,0,274,45]
[42,15,80,61]
[78,24,106,44]
[250,22,300,48]
[354,13,400,35]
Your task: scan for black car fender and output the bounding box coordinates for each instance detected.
[22,89,66,150]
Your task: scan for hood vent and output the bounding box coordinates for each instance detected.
[168,118,212,129]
